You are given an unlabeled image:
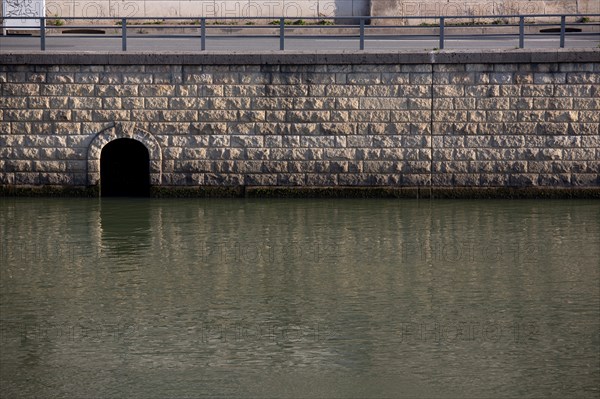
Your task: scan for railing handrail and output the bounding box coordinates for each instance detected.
[1,13,599,52]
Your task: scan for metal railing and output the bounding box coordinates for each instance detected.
[1,14,599,51]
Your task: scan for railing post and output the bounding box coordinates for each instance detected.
[519,16,524,48]
[40,17,46,51]
[359,18,365,50]
[439,17,444,49]
[201,18,206,51]
[121,18,127,51]
[279,17,285,50]
[559,15,566,48]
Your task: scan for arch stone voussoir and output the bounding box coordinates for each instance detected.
[87,123,162,187]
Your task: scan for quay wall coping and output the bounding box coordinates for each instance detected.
[1,49,599,65]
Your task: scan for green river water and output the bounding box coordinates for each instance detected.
[1,198,598,398]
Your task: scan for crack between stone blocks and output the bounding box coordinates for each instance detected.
[177,65,185,86]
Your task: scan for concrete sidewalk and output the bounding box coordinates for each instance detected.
[1,33,598,52]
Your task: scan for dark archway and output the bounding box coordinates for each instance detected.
[100,138,150,197]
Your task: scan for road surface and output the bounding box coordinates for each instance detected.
[1,33,599,52]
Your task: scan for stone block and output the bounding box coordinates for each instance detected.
[348,110,390,123]
[306,174,337,186]
[566,72,599,84]
[554,85,591,97]
[571,174,600,186]
[402,174,431,186]
[177,85,199,96]
[533,98,573,110]
[433,85,464,98]
[409,73,432,84]
[240,73,271,85]
[4,160,33,172]
[508,173,538,187]
[319,123,354,135]
[138,84,175,97]
[3,83,40,96]
[199,110,238,122]
[381,73,410,84]
[521,85,554,97]
[288,161,317,173]
[0,97,27,110]
[245,174,278,185]
[364,85,395,97]
[580,136,600,148]
[205,173,243,186]
[360,97,407,110]
[346,73,381,84]
[265,85,309,97]
[277,173,306,186]
[334,98,360,110]
[465,85,500,98]
[231,136,264,148]
[121,98,144,110]
[122,73,152,84]
[574,98,600,110]
[15,172,41,185]
[322,149,355,161]
[363,161,402,173]
[537,174,572,187]
[271,73,303,85]
[286,124,317,135]
[4,109,44,122]
[327,85,366,97]
[294,97,337,110]
[184,72,213,84]
[68,98,102,112]
[244,148,270,161]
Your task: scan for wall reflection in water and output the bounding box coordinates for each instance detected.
[99,199,152,259]
[0,198,598,398]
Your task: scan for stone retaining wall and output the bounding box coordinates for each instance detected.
[0,50,599,195]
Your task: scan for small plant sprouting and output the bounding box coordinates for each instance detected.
[317,19,334,26]
[47,14,64,26]
[268,19,307,26]
[141,19,164,25]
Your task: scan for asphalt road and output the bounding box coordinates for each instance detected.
[1,33,599,52]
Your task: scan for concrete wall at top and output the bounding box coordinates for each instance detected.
[371,0,600,24]
[2,0,598,23]
[2,1,370,20]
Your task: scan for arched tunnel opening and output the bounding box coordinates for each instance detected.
[100,138,150,197]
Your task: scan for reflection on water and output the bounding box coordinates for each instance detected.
[0,198,599,398]
[100,199,152,259]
